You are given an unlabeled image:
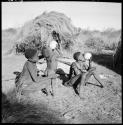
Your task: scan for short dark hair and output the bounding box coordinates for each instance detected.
[73,52,81,61]
[25,48,38,59]
[52,30,57,35]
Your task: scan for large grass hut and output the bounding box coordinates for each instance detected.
[15,11,79,54]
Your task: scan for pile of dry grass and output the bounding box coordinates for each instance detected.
[14,11,79,53]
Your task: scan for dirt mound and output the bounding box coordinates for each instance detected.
[11,74,121,123]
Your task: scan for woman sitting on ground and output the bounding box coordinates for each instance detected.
[15,47,57,98]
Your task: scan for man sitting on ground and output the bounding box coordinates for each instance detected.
[65,52,104,96]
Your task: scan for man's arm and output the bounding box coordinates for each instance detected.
[56,59,71,66]
[26,61,44,82]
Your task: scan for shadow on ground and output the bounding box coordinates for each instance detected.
[2,92,64,123]
[92,53,121,75]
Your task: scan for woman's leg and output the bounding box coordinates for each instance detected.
[21,79,51,95]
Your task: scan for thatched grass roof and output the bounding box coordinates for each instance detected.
[15,11,79,53]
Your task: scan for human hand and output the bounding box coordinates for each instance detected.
[49,74,59,79]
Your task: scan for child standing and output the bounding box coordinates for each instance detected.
[40,41,62,96]
[41,40,62,76]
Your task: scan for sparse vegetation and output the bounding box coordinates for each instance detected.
[2,12,121,55]
[85,37,104,53]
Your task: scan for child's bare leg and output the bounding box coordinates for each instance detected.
[84,70,94,84]
[77,73,86,95]
[85,67,104,87]
[77,69,97,94]
[92,72,104,87]
[50,78,54,96]
[80,73,87,86]
[82,67,96,84]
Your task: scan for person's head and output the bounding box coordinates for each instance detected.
[25,48,39,62]
[73,52,85,61]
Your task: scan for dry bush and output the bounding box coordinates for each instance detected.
[85,37,104,53]
[83,29,121,54]
[104,42,117,51]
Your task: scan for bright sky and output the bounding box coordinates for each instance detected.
[2,2,121,31]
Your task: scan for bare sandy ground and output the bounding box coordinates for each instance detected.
[2,54,122,123]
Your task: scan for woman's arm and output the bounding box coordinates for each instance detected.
[27,61,43,82]
[27,61,57,83]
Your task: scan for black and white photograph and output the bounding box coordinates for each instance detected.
[2,1,122,123]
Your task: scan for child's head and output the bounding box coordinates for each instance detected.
[73,52,85,61]
[25,48,39,62]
